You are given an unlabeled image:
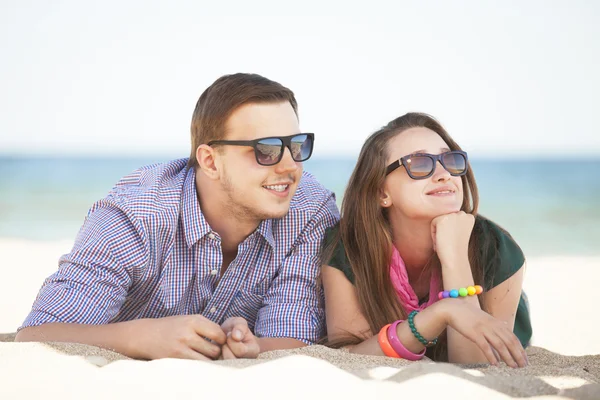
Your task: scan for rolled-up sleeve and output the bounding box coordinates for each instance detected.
[254,193,339,344]
[19,202,146,329]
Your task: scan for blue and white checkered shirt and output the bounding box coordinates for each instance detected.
[20,159,340,344]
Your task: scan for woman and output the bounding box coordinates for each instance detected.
[322,112,531,367]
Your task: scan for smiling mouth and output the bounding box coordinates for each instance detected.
[430,190,453,194]
[426,188,456,195]
[263,184,290,192]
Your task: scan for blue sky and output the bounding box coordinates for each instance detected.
[1,0,598,158]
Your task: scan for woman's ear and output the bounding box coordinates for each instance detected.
[379,190,392,208]
[196,144,220,180]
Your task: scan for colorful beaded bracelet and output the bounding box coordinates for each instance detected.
[438,285,483,300]
[408,310,438,347]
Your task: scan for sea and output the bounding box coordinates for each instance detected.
[1,155,599,257]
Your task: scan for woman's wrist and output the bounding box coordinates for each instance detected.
[433,298,454,326]
[440,253,470,270]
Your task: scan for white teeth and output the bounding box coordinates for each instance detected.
[264,185,288,192]
[432,190,452,194]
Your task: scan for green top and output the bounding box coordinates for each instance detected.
[323,216,532,347]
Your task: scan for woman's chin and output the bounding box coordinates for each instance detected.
[432,205,462,216]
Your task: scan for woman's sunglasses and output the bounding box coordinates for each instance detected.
[386,150,469,180]
[208,133,314,166]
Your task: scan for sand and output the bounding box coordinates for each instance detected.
[1,238,599,399]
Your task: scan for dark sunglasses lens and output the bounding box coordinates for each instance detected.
[256,138,283,165]
[406,156,434,178]
[290,134,313,161]
[442,152,467,175]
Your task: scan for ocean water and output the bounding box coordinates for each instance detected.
[1,155,599,257]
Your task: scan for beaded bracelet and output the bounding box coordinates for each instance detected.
[408,310,438,347]
[438,285,483,299]
[377,323,400,358]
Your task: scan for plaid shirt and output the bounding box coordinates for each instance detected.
[21,159,339,343]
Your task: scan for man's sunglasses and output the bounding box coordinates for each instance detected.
[208,133,315,166]
[386,150,469,180]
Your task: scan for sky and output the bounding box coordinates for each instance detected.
[0,0,599,159]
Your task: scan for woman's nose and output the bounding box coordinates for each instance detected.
[432,161,450,182]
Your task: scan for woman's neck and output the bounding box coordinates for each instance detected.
[391,215,435,286]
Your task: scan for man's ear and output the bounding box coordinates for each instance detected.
[196,144,220,180]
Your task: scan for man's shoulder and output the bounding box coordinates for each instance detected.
[92,158,190,216]
[289,170,336,214]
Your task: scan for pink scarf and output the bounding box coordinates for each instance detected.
[389,246,440,313]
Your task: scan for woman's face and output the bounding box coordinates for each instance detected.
[382,127,464,220]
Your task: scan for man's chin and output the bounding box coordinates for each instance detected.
[261,202,292,220]
[267,207,291,220]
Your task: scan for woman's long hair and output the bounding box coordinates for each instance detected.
[325,112,494,361]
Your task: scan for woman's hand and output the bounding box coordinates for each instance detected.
[431,211,475,268]
[440,299,528,368]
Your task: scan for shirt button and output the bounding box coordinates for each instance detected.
[209,307,217,313]
[208,233,216,240]
[210,269,218,276]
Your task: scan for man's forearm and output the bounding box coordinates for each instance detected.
[257,337,307,353]
[15,320,143,358]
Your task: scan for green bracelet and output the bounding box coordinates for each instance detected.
[408,310,438,347]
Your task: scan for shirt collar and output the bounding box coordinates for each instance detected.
[181,167,211,248]
[256,219,276,249]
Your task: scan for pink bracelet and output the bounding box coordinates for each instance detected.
[387,319,426,361]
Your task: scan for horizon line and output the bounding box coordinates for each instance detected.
[1,152,600,161]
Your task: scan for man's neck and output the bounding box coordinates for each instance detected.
[195,171,260,253]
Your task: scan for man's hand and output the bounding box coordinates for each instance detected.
[219,317,260,359]
[133,315,227,360]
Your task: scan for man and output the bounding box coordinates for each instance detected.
[16,73,340,360]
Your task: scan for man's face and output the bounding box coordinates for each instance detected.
[216,101,304,222]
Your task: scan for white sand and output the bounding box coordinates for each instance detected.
[1,238,599,399]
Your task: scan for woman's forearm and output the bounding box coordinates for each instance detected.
[347,300,449,356]
[441,256,490,364]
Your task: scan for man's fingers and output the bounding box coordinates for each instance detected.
[173,346,211,361]
[192,316,227,345]
[226,336,248,357]
[221,317,249,342]
[221,343,237,360]
[187,335,222,360]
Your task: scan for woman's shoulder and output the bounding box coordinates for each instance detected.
[474,215,525,289]
[322,222,355,284]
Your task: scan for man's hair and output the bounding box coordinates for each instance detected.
[188,73,298,168]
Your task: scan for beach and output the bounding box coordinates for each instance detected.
[1,238,599,399]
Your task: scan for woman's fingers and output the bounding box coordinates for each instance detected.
[496,328,529,367]
[485,332,518,368]
[473,335,499,365]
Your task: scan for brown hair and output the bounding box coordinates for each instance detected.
[187,73,298,168]
[326,112,492,361]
